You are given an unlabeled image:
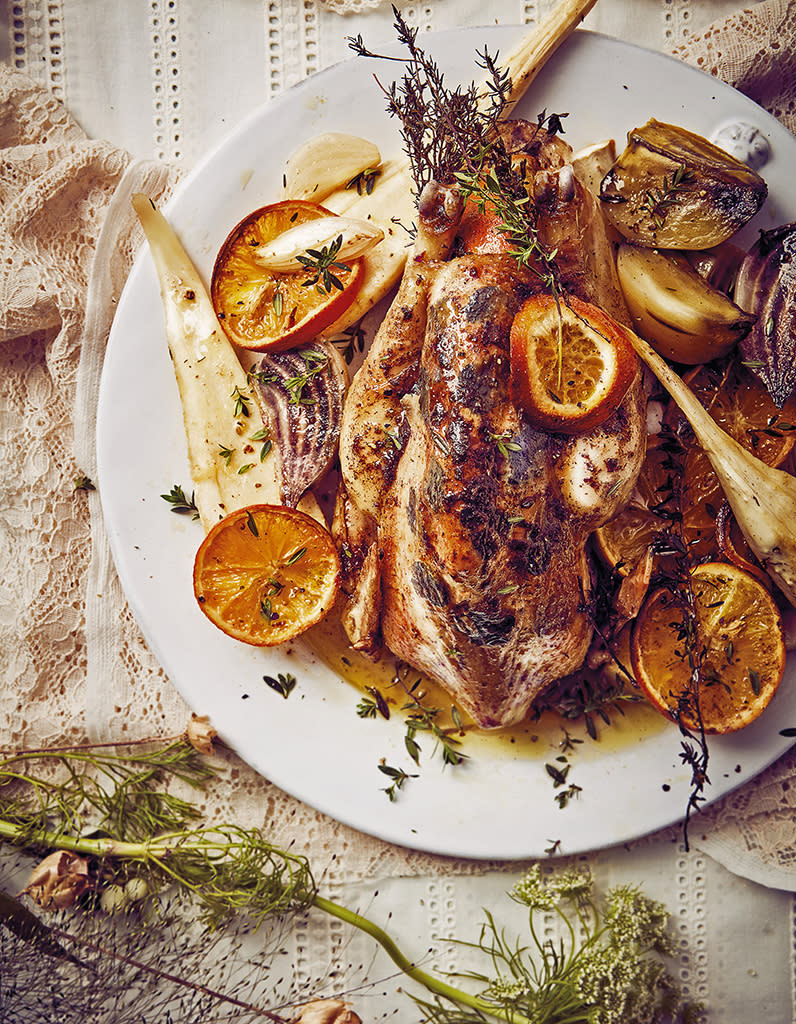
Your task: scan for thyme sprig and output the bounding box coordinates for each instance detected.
[297,236,350,294]
[284,349,330,405]
[349,9,512,193]
[641,166,695,229]
[160,483,199,519]
[397,672,468,768]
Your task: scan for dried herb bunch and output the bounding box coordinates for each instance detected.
[643,424,712,843]
[0,865,315,1024]
[348,7,511,194]
[348,7,567,288]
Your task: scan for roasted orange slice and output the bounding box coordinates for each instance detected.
[193,504,340,646]
[631,562,785,734]
[509,294,638,434]
[211,200,363,352]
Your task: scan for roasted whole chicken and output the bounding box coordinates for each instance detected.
[333,123,647,729]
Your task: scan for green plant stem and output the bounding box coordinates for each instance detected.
[312,893,532,1024]
[1,817,530,1024]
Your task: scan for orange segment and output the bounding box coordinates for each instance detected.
[211,200,363,352]
[676,361,796,557]
[193,504,340,646]
[631,562,785,734]
[509,294,638,434]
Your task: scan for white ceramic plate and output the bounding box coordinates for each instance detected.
[98,28,796,860]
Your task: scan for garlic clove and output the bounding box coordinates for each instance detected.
[253,215,384,272]
[283,132,381,203]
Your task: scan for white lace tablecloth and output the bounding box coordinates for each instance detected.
[3,2,796,1020]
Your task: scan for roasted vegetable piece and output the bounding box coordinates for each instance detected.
[630,332,796,606]
[282,132,382,203]
[600,119,767,249]
[735,221,796,408]
[616,243,755,364]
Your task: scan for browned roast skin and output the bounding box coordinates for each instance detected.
[378,256,642,728]
[334,147,647,726]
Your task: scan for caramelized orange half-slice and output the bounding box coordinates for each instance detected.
[631,561,785,734]
[193,504,340,647]
[211,199,363,352]
[509,293,638,435]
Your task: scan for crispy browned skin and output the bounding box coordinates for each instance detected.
[379,257,643,727]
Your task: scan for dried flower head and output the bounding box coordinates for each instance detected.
[291,998,363,1024]
[186,714,217,755]
[20,851,90,911]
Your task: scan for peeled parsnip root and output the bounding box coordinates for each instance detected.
[630,333,796,606]
[131,194,323,530]
[499,0,600,115]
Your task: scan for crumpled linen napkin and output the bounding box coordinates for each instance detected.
[1,0,796,886]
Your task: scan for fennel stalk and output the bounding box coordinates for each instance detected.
[630,334,796,605]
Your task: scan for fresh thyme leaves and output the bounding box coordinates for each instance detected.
[330,321,367,364]
[219,443,234,466]
[544,755,582,809]
[73,474,95,492]
[403,698,468,768]
[641,166,695,228]
[346,166,381,194]
[398,672,468,768]
[488,429,522,458]
[160,483,200,519]
[348,9,512,193]
[296,236,350,294]
[262,672,297,699]
[378,762,418,801]
[357,686,391,720]
[283,349,330,405]
[363,667,469,800]
[250,426,273,461]
[231,384,252,418]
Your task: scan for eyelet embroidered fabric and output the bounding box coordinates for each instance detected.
[2,3,796,1017]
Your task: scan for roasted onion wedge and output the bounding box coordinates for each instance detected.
[735,221,796,408]
[616,243,755,364]
[600,119,767,249]
[250,341,347,508]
